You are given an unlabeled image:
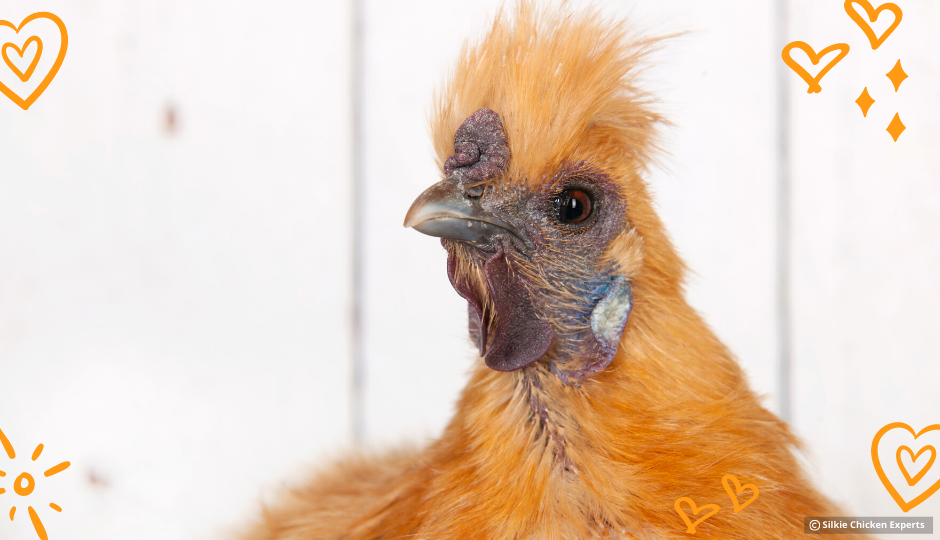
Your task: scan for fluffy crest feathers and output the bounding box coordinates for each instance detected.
[430,1,663,189]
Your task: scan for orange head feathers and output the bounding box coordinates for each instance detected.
[429,2,663,189]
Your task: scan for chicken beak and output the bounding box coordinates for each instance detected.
[403,178,521,246]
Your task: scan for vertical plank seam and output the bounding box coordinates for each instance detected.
[350,0,366,446]
[774,0,793,423]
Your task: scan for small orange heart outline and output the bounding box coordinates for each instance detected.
[872,422,940,512]
[721,474,759,513]
[2,36,43,83]
[896,445,936,487]
[845,0,902,50]
[0,12,68,110]
[782,41,850,94]
[674,497,720,534]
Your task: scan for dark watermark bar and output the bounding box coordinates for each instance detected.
[804,517,933,534]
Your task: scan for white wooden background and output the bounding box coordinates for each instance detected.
[0,0,937,538]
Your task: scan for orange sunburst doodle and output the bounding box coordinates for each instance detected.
[0,427,70,540]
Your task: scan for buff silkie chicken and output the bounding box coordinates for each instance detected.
[241,3,867,539]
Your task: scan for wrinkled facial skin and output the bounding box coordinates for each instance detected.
[447,164,630,380]
[406,108,634,381]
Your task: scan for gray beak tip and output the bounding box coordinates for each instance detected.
[403,179,523,246]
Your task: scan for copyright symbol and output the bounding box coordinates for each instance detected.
[810,520,821,531]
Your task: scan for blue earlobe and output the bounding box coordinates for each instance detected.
[554,276,634,382]
[590,276,633,349]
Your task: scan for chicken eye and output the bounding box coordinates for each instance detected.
[554,189,592,224]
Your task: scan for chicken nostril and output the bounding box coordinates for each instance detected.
[465,185,485,198]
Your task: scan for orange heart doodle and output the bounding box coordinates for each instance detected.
[0,12,68,110]
[2,36,43,83]
[674,497,720,534]
[897,445,936,487]
[845,0,902,50]
[721,474,759,513]
[872,422,940,512]
[782,41,850,94]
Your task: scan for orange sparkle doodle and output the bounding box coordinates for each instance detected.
[887,60,908,91]
[887,113,906,142]
[9,507,14,520]
[49,503,61,512]
[856,87,875,117]
[31,445,43,461]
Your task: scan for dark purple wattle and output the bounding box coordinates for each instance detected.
[483,249,555,371]
[482,248,554,371]
[446,248,554,371]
